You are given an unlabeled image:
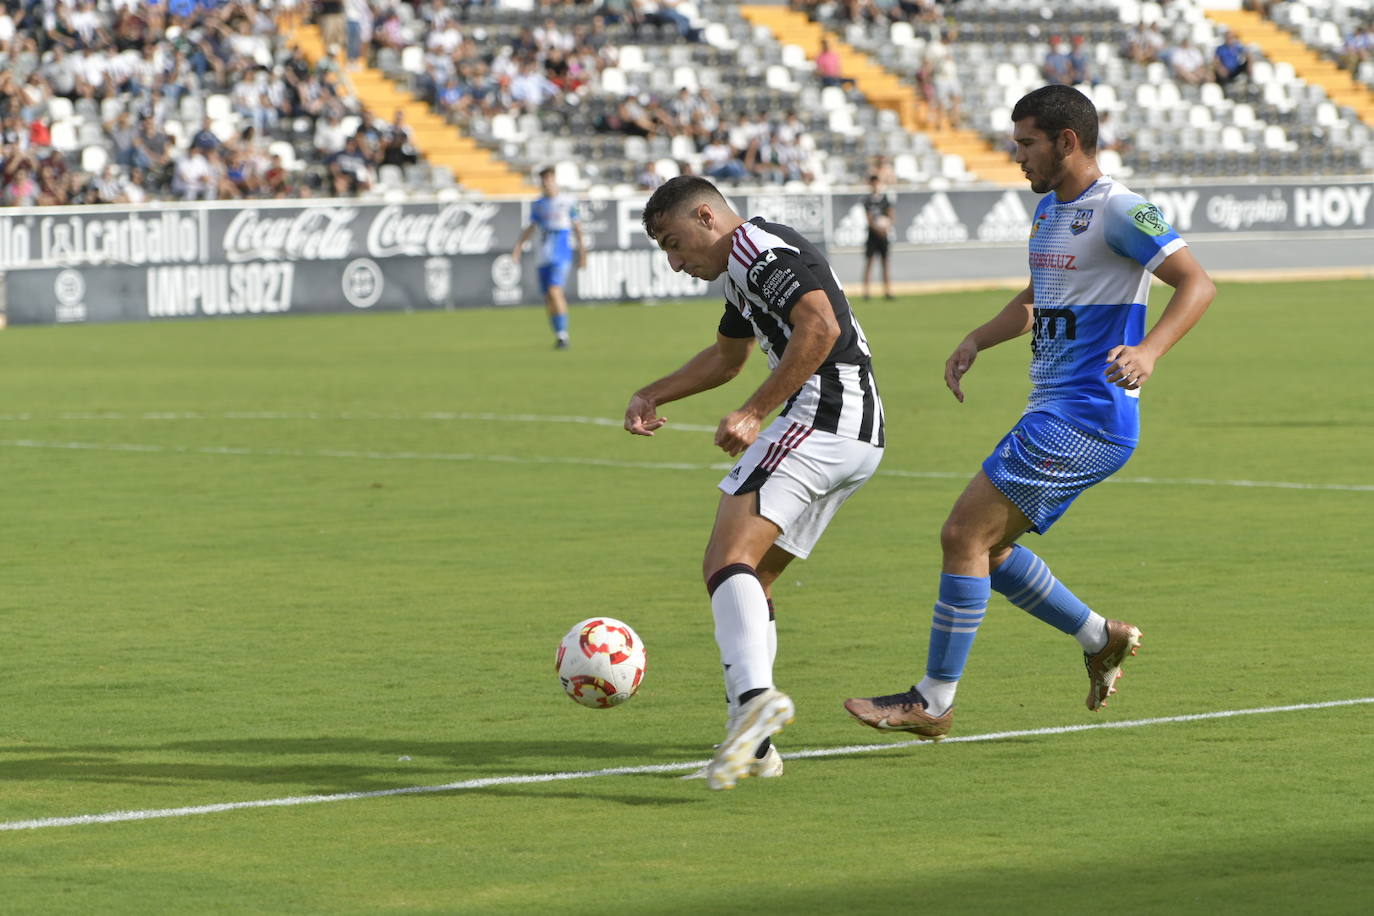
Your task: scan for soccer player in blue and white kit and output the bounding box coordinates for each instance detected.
[625,176,885,789]
[512,166,586,349]
[846,85,1215,739]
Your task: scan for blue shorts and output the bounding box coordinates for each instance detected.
[538,260,572,292]
[982,412,1134,534]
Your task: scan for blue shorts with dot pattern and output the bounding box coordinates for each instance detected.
[982,411,1135,534]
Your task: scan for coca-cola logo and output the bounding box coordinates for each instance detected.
[366,202,498,258]
[222,207,358,262]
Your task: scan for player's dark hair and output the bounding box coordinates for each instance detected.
[538,165,556,178]
[1012,84,1099,154]
[641,175,728,240]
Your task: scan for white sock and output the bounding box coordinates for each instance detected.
[1075,611,1109,654]
[916,676,958,718]
[710,569,774,704]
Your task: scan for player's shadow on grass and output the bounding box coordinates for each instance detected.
[0,737,708,794]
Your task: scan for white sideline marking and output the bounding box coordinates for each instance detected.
[2,697,1370,833]
[2,437,1372,493]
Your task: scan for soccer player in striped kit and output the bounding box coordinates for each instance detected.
[625,176,885,790]
[846,85,1216,739]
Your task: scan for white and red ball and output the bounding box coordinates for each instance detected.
[555,617,646,708]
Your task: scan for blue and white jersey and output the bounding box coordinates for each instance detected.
[1024,176,1185,445]
[529,193,579,265]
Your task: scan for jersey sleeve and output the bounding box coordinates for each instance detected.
[744,247,825,319]
[1103,192,1186,272]
[718,284,754,339]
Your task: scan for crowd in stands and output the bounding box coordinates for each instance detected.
[0,0,423,207]
[2,0,1371,208]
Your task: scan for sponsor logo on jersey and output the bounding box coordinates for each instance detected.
[1029,211,1048,239]
[976,191,1033,242]
[1028,251,1077,270]
[1069,208,1094,235]
[1129,202,1171,236]
[905,192,968,244]
[747,249,778,288]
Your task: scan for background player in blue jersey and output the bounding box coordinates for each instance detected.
[846,85,1215,739]
[512,166,586,349]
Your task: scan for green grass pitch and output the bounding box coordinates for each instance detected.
[2,279,1372,913]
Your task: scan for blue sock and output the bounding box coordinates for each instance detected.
[550,312,568,337]
[925,574,989,681]
[990,544,1090,636]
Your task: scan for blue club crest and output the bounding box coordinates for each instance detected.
[1070,209,1094,235]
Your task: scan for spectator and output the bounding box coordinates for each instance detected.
[815,38,853,89]
[636,159,667,190]
[131,116,173,179]
[643,1,702,43]
[1338,25,1372,72]
[1068,35,1094,85]
[920,31,962,129]
[1042,36,1075,85]
[190,116,221,151]
[1168,38,1209,87]
[1121,21,1166,64]
[344,0,371,71]
[314,108,350,156]
[1212,30,1251,87]
[106,111,139,168]
[1096,109,1128,155]
[325,134,371,195]
[172,146,215,200]
[701,129,747,181]
[317,0,346,61]
[2,164,39,207]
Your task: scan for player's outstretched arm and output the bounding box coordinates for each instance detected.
[1105,247,1215,389]
[511,223,535,264]
[946,284,1035,402]
[625,334,755,437]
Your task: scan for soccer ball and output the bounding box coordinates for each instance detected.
[555,617,646,709]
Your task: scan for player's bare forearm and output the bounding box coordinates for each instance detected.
[715,297,837,456]
[626,335,754,437]
[511,224,535,261]
[968,284,1035,351]
[1105,248,1215,389]
[1140,249,1215,359]
[946,285,1033,402]
[641,342,749,405]
[738,295,839,422]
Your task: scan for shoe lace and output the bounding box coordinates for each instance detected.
[871,686,926,711]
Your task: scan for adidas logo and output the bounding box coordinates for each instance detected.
[833,203,869,248]
[905,192,968,244]
[977,191,1034,242]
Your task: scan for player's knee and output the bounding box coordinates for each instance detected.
[940,516,984,556]
[704,561,758,595]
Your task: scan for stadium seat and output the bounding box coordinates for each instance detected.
[618,45,646,72]
[49,121,78,152]
[781,44,811,71]
[81,145,108,174]
[48,97,75,122]
[401,45,424,74]
[599,66,628,95]
[268,140,297,170]
[205,94,233,121]
[672,66,699,92]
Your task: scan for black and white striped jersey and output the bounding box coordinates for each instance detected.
[720,217,885,446]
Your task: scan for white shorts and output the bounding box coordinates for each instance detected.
[717,417,883,559]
